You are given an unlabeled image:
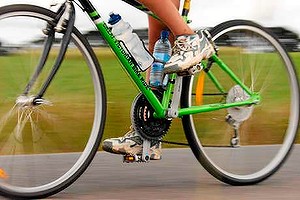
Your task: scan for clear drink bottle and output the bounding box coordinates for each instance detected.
[150,30,172,87]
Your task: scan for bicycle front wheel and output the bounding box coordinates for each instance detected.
[182,20,299,185]
[0,5,106,198]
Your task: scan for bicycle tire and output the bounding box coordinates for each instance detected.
[0,4,106,198]
[181,20,299,185]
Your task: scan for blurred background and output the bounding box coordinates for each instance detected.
[0,0,299,49]
[0,0,299,33]
[0,1,299,199]
[0,0,299,145]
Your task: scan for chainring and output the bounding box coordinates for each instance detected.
[131,91,172,141]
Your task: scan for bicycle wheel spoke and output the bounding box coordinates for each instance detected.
[0,5,106,198]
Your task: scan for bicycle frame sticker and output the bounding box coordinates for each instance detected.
[90,16,166,117]
[78,0,151,92]
[100,22,150,90]
[88,10,103,24]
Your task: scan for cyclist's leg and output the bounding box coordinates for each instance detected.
[138,0,193,36]
[146,0,179,80]
[137,0,215,73]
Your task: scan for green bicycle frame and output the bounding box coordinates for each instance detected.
[77,0,260,119]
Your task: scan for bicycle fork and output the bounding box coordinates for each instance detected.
[20,1,75,107]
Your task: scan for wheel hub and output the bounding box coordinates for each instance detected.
[226,85,254,122]
[16,95,52,107]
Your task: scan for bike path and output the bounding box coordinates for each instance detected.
[53,147,300,199]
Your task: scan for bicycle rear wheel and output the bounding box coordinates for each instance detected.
[0,5,106,198]
[182,20,299,185]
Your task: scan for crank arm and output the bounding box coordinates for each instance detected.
[142,139,151,162]
[123,139,152,163]
[167,76,183,118]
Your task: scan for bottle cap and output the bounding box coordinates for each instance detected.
[161,30,170,39]
[108,12,122,25]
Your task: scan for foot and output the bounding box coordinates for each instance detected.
[102,127,162,160]
[163,31,215,74]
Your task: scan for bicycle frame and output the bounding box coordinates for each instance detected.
[76,0,260,118]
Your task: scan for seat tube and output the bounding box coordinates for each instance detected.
[182,0,191,22]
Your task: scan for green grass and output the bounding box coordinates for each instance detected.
[0,47,299,154]
[96,48,300,146]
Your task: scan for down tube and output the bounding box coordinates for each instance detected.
[87,12,165,118]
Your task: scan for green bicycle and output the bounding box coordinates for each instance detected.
[0,0,298,198]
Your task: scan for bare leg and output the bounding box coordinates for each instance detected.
[146,0,180,82]
[147,0,179,52]
[139,1,215,74]
[138,0,194,36]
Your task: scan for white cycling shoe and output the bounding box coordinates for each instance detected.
[164,31,215,74]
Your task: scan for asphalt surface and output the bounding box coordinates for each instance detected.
[44,146,300,200]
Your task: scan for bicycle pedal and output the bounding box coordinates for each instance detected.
[123,154,149,163]
[177,63,203,76]
[188,63,203,75]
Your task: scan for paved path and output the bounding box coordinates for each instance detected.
[49,146,300,200]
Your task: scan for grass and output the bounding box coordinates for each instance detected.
[0,47,299,154]
[91,48,300,146]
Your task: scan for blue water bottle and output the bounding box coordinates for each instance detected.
[150,30,172,87]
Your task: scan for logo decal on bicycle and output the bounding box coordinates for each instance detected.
[103,23,151,90]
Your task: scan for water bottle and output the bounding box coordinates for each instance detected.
[108,13,154,71]
[150,30,172,87]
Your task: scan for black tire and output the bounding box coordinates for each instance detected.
[182,20,299,185]
[0,4,106,198]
